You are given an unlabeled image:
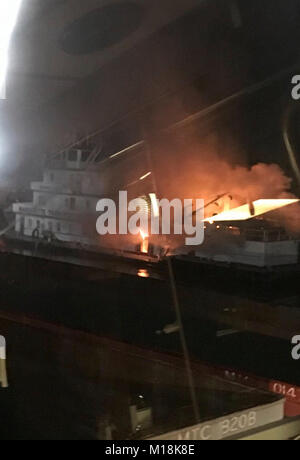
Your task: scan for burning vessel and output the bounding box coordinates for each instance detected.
[6,141,300,271]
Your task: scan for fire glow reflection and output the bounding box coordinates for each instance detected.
[137,269,149,278]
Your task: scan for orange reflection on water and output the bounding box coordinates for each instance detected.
[138,269,150,278]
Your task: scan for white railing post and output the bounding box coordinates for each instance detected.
[0,336,8,388]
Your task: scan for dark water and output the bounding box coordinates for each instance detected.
[0,250,298,438]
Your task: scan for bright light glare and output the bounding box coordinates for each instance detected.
[205,199,300,222]
[0,1,23,98]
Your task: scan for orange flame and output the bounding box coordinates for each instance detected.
[140,230,149,253]
[140,229,149,241]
